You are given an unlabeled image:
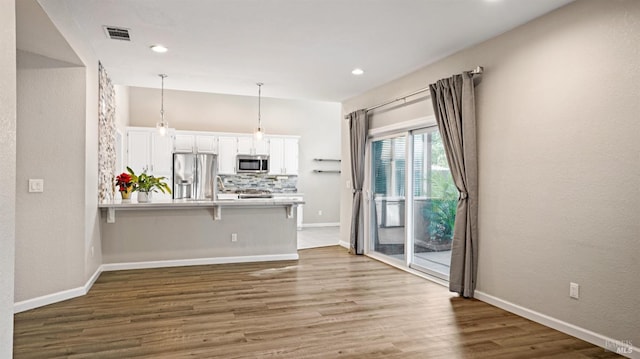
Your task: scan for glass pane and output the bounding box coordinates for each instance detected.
[371,136,406,261]
[411,130,456,278]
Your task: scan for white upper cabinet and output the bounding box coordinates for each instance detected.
[127,130,152,174]
[237,136,253,154]
[126,127,174,200]
[268,136,299,175]
[283,138,299,175]
[128,128,298,177]
[195,135,217,154]
[218,136,238,174]
[174,134,195,152]
[254,137,269,155]
[268,137,284,175]
[151,133,173,176]
[127,127,174,175]
[174,132,218,154]
[237,135,269,155]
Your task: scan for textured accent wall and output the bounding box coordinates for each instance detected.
[98,62,116,202]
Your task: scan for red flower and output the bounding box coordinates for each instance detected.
[115,173,132,192]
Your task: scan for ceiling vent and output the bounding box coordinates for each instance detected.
[103,26,131,41]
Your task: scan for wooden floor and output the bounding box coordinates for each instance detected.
[14,246,620,358]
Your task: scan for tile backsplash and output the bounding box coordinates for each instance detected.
[219,174,297,193]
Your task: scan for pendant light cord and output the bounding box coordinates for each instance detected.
[257,82,263,130]
[160,74,167,122]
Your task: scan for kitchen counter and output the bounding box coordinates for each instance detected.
[99,197,304,208]
[217,192,304,200]
[99,197,304,223]
[99,197,303,270]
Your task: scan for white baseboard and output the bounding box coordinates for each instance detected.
[84,265,102,292]
[14,266,102,314]
[301,222,340,228]
[475,291,639,359]
[338,240,350,249]
[101,253,299,272]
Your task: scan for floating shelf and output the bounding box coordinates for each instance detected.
[313,158,340,173]
[313,170,341,174]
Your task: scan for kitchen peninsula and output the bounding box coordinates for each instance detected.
[99,197,303,270]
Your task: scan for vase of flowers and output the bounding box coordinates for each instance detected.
[125,167,172,203]
[115,172,134,201]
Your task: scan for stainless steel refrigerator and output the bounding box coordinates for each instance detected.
[173,153,218,200]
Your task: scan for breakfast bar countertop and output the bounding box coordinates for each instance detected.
[98,197,305,224]
[98,197,305,209]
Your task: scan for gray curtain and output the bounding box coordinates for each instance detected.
[429,72,478,297]
[349,109,368,255]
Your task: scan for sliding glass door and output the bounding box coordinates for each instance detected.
[370,135,406,262]
[411,129,455,279]
[368,126,455,280]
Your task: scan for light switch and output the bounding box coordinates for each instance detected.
[569,282,580,299]
[29,179,44,193]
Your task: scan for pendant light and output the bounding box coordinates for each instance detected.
[156,74,169,136]
[254,82,265,140]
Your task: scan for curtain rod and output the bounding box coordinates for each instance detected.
[345,66,483,119]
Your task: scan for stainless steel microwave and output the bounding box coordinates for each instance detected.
[236,155,269,173]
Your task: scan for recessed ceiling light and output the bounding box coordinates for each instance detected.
[352,68,364,76]
[150,44,168,53]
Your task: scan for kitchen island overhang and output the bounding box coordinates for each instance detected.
[98,198,304,270]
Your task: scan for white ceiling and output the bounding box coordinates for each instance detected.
[38,0,573,102]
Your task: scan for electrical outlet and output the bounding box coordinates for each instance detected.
[318,210,323,216]
[29,179,44,193]
[569,282,580,299]
[231,233,238,242]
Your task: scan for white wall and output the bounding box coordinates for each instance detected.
[13,0,103,306]
[15,51,86,301]
[0,0,16,355]
[128,87,342,224]
[38,0,103,288]
[342,0,639,347]
[114,84,130,131]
